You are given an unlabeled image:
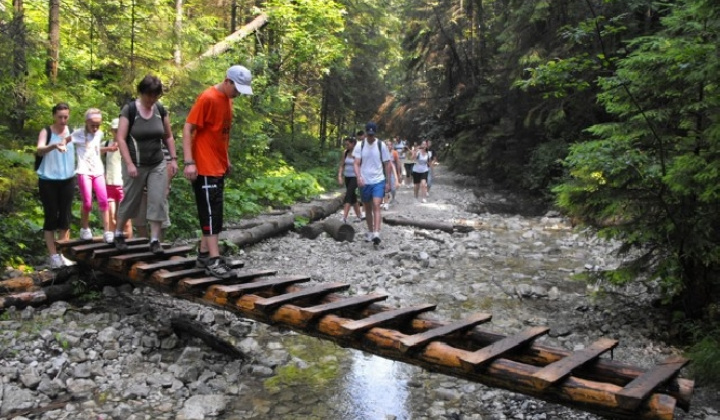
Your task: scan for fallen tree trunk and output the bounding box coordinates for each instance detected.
[171,317,245,359]
[221,192,345,248]
[0,283,74,310]
[384,215,454,233]
[299,218,355,241]
[323,218,354,242]
[184,13,269,70]
[221,214,296,248]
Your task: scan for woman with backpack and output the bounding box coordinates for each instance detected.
[35,103,76,269]
[113,75,178,255]
[337,137,364,224]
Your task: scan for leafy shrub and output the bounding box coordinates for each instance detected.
[0,151,47,266]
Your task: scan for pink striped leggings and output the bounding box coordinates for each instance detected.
[77,173,109,212]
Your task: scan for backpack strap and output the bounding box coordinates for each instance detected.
[34,126,53,171]
[126,100,168,139]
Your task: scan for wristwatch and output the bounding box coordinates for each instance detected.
[184,160,195,165]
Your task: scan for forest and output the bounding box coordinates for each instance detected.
[0,0,718,380]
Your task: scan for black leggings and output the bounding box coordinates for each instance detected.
[39,177,75,231]
[344,176,359,205]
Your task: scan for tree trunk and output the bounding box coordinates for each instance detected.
[221,192,345,248]
[323,218,354,242]
[184,13,268,70]
[171,317,246,359]
[173,0,183,65]
[10,0,27,131]
[298,219,355,241]
[383,215,455,233]
[46,0,60,83]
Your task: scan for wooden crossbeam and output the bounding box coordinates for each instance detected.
[68,238,147,259]
[296,293,389,326]
[93,244,151,259]
[459,327,550,369]
[205,275,311,304]
[107,245,194,271]
[252,283,351,312]
[178,269,279,293]
[340,304,436,336]
[150,260,245,285]
[531,338,618,389]
[615,357,690,410]
[397,312,492,353]
[133,257,198,276]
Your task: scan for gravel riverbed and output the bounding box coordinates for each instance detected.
[1,167,718,420]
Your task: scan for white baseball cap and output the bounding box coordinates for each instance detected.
[227,65,253,95]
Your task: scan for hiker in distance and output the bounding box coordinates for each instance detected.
[353,121,392,246]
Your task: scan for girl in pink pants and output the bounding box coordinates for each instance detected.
[69,108,113,243]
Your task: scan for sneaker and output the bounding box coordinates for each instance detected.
[80,228,93,240]
[196,254,211,269]
[381,203,389,210]
[114,233,128,251]
[354,217,363,223]
[360,213,366,220]
[149,240,164,255]
[372,233,381,246]
[365,232,373,242]
[422,198,427,203]
[205,258,235,280]
[50,254,64,269]
[342,217,348,224]
[103,231,114,244]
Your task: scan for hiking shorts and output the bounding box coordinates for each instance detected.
[361,181,385,203]
[106,185,124,203]
[412,171,429,184]
[193,175,225,236]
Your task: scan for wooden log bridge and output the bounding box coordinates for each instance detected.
[54,238,693,420]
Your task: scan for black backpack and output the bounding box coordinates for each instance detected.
[34,126,53,171]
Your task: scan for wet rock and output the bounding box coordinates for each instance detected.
[177,394,228,419]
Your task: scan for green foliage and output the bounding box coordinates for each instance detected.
[242,167,325,208]
[555,0,720,316]
[0,151,47,266]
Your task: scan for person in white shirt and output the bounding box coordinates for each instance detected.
[353,122,392,245]
[102,118,132,238]
[412,140,431,203]
[68,108,113,243]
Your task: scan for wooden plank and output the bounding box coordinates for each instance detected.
[297,293,389,324]
[178,269,278,293]
[108,245,193,271]
[134,257,199,275]
[68,238,147,259]
[398,312,492,353]
[459,327,550,369]
[615,357,690,410]
[93,243,151,259]
[340,304,437,336]
[151,260,245,285]
[205,275,311,302]
[531,338,619,389]
[253,283,351,312]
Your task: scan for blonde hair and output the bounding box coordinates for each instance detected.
[84,108,102,121]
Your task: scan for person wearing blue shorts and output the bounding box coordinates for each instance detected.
[353,122,392,245]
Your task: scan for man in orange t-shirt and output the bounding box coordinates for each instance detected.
[182,65,253,279]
